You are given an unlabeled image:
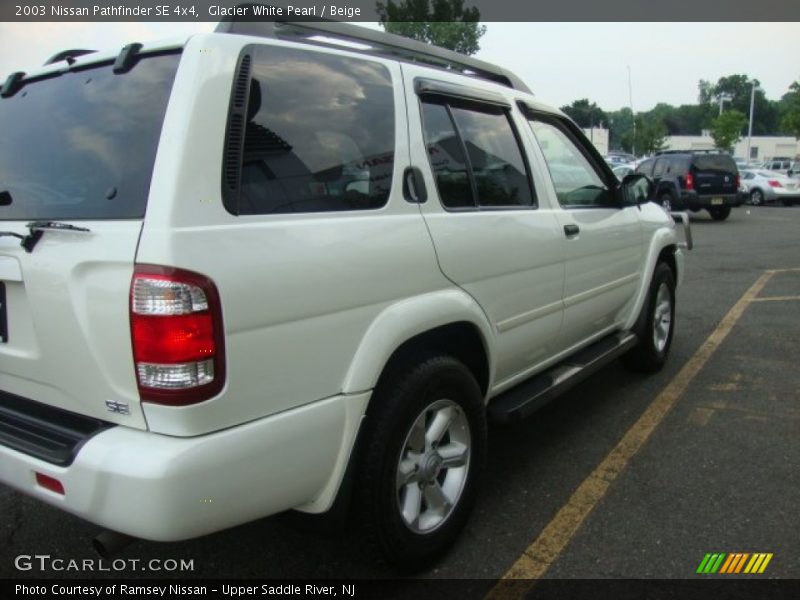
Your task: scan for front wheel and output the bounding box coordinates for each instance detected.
[357,356,486,571]
[708,205,731,221]
[623,262,676,373]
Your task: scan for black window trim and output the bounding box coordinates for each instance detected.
[419,92,538,213]
[519,101,622,210]
[414,77,510,108]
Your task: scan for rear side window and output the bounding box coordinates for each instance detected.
[693,155,737,172]
[225,46,395,215]
[637,158,655,177]
[420,98,533,209]
[0,52,180,221]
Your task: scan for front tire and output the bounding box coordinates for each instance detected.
[357,356,486,571]
[623,262,676,373]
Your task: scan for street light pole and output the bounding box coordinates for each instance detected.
[746,81,761,163]
[628,65,635,156]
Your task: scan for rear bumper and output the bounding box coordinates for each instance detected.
[0,392,368,541]
[676,191,742,209]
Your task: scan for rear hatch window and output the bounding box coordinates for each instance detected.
[693,155,737,173]
[692,154,738,195]
[0,52,180,221]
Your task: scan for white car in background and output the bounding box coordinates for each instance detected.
[740,169,800,206]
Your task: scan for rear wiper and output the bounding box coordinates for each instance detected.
[24,221,90,253]
[27,220,91,233]
[0,221,90,253]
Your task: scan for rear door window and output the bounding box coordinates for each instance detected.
[226,46,395,215]
[420,97,534,210]
[0,52,181,221]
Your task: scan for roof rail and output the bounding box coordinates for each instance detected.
[214,7,531,94]
[655,149,726,156]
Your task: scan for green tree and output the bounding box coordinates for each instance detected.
[710,109,747,152]
[625,116,667,155]
[708,75,777,135]
[376,0,486,55]
[560,98,608,129]
[779,80,800,139]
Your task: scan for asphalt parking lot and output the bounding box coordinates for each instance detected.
[2,205,799,585]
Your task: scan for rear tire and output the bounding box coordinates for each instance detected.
[708,205,731,221]
[749,189,764,206]
[658,191,674,212]
[357,355,486,571]
[623,262,676,373]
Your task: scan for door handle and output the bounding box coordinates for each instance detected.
[564,224,580,237]
[403,167,427,204]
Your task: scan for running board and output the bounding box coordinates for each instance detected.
[488,332,638,425]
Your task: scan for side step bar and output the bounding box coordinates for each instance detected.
[488,332,638,424]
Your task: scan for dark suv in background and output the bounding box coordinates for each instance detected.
[637,151,742,221]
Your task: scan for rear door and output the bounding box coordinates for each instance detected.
[691,154,738,196]
[402,66,565,385]
[0,50,181,428]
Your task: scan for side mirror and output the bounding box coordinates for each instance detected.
[620,173,653,206]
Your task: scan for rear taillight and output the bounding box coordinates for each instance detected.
[684,173,694,190]
[130,265,225,405]
[735,174,741,189]
[767,180,782,188]
[35,472,65,495]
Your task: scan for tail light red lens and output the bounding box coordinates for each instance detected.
[35,472,65,495]
[767,180,782,188]
[684,173,694,190]
[130,265,225,405]
[735,174,741,189]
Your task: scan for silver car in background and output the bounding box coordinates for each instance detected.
[740,169,800,206]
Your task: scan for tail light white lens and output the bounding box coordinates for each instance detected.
[131,266,225,405]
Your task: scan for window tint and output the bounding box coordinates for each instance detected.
[652,158,666,178]
[233,46,395,215]
[637,158,655,177]
[529,119,614,208]
[449,105,533,207]
[0,53,180,221]
[693,155,737,172]
[420,99,533,209]
[421,101,474,208]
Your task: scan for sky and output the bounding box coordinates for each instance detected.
[1,22,799,113]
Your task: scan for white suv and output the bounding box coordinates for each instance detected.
[0,19,687,569]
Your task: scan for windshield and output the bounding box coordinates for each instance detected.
[0,52,180,221]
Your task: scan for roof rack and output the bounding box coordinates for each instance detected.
[214,6,531,94]
[655,149,727,156]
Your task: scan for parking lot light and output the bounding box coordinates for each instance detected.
[746,81,763,163]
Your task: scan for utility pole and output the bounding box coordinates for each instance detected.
[627,65,635,156]
[746,81,762,163]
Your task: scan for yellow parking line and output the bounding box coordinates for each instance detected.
[751,295,800,302]
[485,271,775,599]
